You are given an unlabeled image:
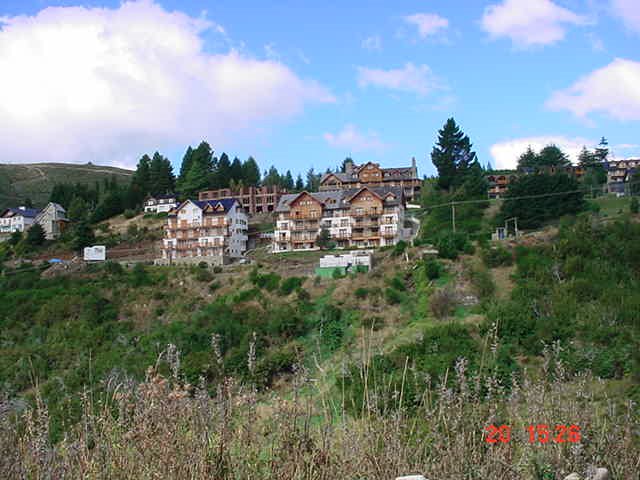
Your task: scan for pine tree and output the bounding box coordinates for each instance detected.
[230,157,244,184]
[595,137,609,163]
[263,166,281,187]
[178,146,194,181]
[517,146,538,171]
[242,157,261,186]
[72,221,95,250]
[431,118,478,192]
[305,168,321,191]
[283,170,294,190]
[578,146,596,168]
[148,152,175,195]
[537,145,570,168]
[131,154,151,195]
[68,197,88,222]
[26,223,46,246]
[215,153,232,189]
[295,174,304,191]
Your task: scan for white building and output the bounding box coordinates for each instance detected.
[144,194,179,213]
[0,206,40,235]
[35,203,69,240]
[161,198,248,265]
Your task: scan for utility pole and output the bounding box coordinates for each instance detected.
[451,202,456,233]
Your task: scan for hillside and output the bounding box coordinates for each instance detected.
[0,162,133,210]
[0,212,639,478]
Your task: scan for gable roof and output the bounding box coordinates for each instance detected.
[1,207,40,219]
[346,186,384,202]
[275,186,404,213]
[320,162,418,185]
[172,197,238,215]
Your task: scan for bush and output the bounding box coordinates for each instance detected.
[209,281,221,292]
[26,224,46,246]
[123,209,137,219]
[332,268,343,279]
[194,268,214,283]
[481,244,513,268]
[469,265,495,299]
[430,287,456,319]
[354,287,369,299]
[385,287,403,305]
[631,197,639,214]
[434,231,471,260]
[392,240,408,257]
[388,274,406,291]
[213,266,223,274]
[424,259,443,280]
[279,276,304,295]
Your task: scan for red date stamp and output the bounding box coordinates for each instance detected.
[485,424,581,444]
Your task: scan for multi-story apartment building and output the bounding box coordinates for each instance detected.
[198,185,287,215]
[144,194,179,214]
[273,186,405,252]
[486,165,586,199]
[605,158,639,194]
[0,206,39,236]
[319,159,421,203]
[486,173,517,199]
[161,198,248,265]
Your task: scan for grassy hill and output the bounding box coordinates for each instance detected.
[0,162,133,210]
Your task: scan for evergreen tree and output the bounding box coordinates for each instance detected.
[214,153,232,189]
[578,146,596,168]
[486,161,493,172]
[316,227,331,249]
[242,157,261,186]
[537,145,570,168]
[340,157,354,173]
[283,170,294,190]
[148,152,175,195]
[23,198,33,208]
[431,118,478,192]
[72,221,95,250]
[26,223,46,246]
[595,137,609,163]
[517,147,538,171]
[131,154,151,194]
[305,168,321,191]
[178,142,214,196]
[295,174,304,191]
[68,197,88,222]
[263,166,282,187]
[178,146,194,181]
[230,157,244,184]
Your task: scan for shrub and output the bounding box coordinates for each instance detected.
[194,269,214,283]
[103,261,124,275]
[332,268,343,279]
[130,263,150,287]
[388,274,406,291]
[385,287,403,305]
[430,287,457,319]
[482,244,513,268]
[213,266,223,274]
[26,224,46,246]
[434,231,471,260]
[469,265,495,299]
[209,281,221,292]
[392,240,408,257]
[631,197,639,214]
[198,261,208,269]
[280,276,303,295]
[354,287,369,299]
[424,258,443,280]
[123,209,137,219]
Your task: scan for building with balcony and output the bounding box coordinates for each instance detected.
[486,173,517,199]
[605,158,640,194]
[319,159,421,202]
[273,186,406,252]
[144,194,178,213]
[0,206,40,237]
[198,185,288,215]
[35,202,69,240]
[161,198,248,265]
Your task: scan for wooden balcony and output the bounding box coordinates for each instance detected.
[291,222,319,231]
[288,211,322,220]
[382,230,396,238]
[352,220,380,227]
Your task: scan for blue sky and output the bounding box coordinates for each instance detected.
[0,0,639,177]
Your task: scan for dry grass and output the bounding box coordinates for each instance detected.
[2,342,637,480]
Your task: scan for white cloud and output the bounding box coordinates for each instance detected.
[357,62,443,96]
[0,0,334,166]
[481,0,588,48]
[610,0,640,33]
[490,136,595,169]
[323,124,387,153]
[361,35,382,51]
[546,58,640,121]
[403,13,449,38]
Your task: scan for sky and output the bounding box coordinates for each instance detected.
[0,0,639,177]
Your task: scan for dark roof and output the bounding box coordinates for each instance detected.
[171,198,238,215]
[1,207,40,218]
[321,162,418,184]
[149,193,177,200]
[275,186,404,213]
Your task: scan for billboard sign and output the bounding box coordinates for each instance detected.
[84,245,106,261]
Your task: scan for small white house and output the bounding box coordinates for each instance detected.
[0,206,40,235]
[84,245,106,262]
[144,194,178,214]
[318,250,373,269]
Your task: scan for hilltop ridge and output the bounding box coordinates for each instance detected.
[0,162,133,210]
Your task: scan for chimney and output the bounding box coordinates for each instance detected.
[345,159,354,175]
[411,157,417,177]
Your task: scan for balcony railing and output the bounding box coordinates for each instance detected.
[291,222,319,231]
[382,230,396,238]
[288,211,322,220]
[350,209,381,217]
[352,220,380,228]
